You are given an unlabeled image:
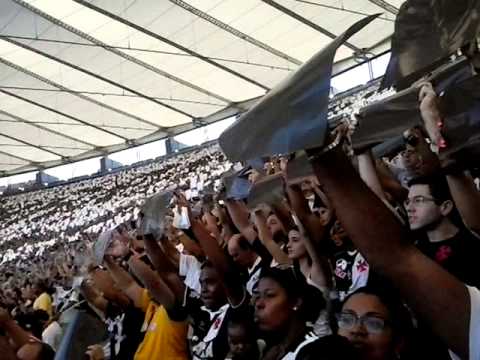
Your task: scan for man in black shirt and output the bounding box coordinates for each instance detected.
[407,175,480,288]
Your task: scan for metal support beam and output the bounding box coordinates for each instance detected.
[0,95,262,177]
[0,56,144,142]
[4,37,194,123]
[13,0,232,104]
[0,150,35,165]
[0,132,63,158]
[0,103,97,149]
[169,0,302,66]
[0,142,88,151]
[73,0,270,91]
[367,0,399,15]
[262,0,362,53]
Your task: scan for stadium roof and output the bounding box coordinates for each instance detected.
[0,0,403,177]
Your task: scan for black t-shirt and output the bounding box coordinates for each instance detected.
[333,250,358,292]
[264,332,357,360]
[105,303,144,360]
[416,228,480,288]
[186,294,251,360]
[295,334,358,360]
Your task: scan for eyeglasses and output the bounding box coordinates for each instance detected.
[336,312,389,334]
[403,195,437,208]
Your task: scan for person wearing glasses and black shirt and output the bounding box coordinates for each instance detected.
[406,175,480,289]
[402,82,480,290]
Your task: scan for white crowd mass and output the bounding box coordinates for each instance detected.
[0,144,231,266]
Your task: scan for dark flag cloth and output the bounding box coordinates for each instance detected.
[353,58,475,151]
[219,14,379,162]
[222,168,252,200]
[381,0,480,90]
[247,173,285,210]
[246,158,267,173]
[286,151,315,185]
[438,74,480,164]
[371,136,406,159]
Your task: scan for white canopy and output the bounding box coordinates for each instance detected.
[0,0,403,176]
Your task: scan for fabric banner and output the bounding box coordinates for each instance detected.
[439,75,480,162]
[353,59,475,150]
[222,169,252,200]
[219,14,379,161]
[247,173,285,210]
[371,136,406,159]
[382,0,480,89]
[286,152,315,184]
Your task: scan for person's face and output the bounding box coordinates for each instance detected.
[267,214,285,237]
[399,147,421,171]
[330,220,347,247]
[254,277,296,333]
[338,293,396,360]
[200,267,227,310]
[317,207,332,226]
[406,184,444,231]
[301,180,314,198]
[228,236,254,268]
[287,230,307,260]
[228,324,256,360]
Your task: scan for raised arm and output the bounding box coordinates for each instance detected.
[310,147,470,358]
[143,234,185,301]
[357,150,387,201]
[213,204,235,241]
[419,82,480,235]
[252,210,290,265]
[225,199,257,243]
[178,231,205,259]
[143,234,177,274]
[104,256,143,309]
[127,256,177,310]
[446,171,480,234]
[190,217,245,306]
[286,184,326,248]
[0,308,31,350]
[80,280,109,313]
[285,185,332,288]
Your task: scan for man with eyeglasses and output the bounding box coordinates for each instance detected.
[402,83,480,289]
[405,175,480,289]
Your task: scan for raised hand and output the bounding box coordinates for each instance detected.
[418,82,446,152]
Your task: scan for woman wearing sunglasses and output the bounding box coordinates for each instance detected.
[337,286,412,360]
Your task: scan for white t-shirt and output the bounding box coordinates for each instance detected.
[42,321,63,351]
[179,254,202,297]
[469,286,480,360]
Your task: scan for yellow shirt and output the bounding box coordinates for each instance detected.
[33,292,53,317]
[134,290,189,360]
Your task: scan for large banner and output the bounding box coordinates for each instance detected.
[219,15,379,162]
[382,0,480,89]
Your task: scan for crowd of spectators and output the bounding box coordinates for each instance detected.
[0,68,480,360]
